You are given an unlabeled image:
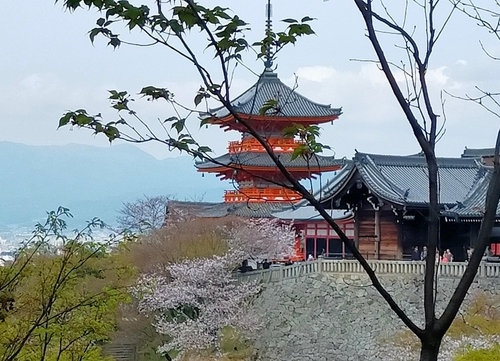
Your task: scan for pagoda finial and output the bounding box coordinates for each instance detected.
[264,0,273,70]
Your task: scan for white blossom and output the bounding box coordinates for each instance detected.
[227,218,296,262]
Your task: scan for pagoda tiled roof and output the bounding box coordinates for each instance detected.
[196,151,346,170]
[321,152,484,207]
[208,70,342,119]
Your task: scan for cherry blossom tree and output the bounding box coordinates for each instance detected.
[136,254,261,360]
[134,217,295,359]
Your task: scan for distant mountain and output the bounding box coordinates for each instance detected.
[0,142,227,233]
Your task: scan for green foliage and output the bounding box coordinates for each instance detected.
[219,326,254,360]
[254,16,316,62]
[383,329,420,352]
[454,344,500,361]
[173,326,253,361]
[58,109,122,142]
[448,292,500,338]
[0,208,135,361]
[258,98,279,116]
[282,123,331,160]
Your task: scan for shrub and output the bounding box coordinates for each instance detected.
[454,343,500,361]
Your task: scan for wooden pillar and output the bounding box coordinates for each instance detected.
[375,208,381,260]
[354,211,360,249]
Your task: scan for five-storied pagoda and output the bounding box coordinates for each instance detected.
[196,0,343,207]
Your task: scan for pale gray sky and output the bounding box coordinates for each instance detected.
[1,0,499,160]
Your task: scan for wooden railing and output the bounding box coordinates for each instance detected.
[228,138,303,153]
[224,187,302,203]
[238,259,500,283]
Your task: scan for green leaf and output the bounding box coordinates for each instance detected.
[200,117,213,127]
[58,113,73,128]
[63,0,81,10]
[75,113,93,126]
[112,102,128,111]
[291,146,304,160]
[164,116,179,123]
[289,23,315,36]
[109,36,121,48]
[197,146,212,154]
[259,98,278,115]
[172,119,186,133]
[108,90,119,99]
[89,28,102,43]
[140,86,172,101]
[194,93,204,107]
[282,124,300,138]
[104,125,120,142]
[96,17,106,26]
[301,16,316,23]
[168,19,183,34]
[281,18,298,24]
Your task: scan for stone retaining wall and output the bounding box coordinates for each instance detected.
[251,273,500,361]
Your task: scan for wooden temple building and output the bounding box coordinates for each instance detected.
[316,151,498,261]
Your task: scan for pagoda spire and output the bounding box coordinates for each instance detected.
[264,0,273,70]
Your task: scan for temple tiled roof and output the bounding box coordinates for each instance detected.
[167,200,294,219]
[231,202,290,217]
[321,152,484,207]
[167,200,233,219]
[196,152,346,170]
[442,168,500,220]
[208,70,342,119]
[272,205,353,221]
[461,147,496,158]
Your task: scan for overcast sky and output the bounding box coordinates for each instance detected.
[2,0,500,160]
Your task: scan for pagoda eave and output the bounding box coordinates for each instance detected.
[197,165,341,174]
[208,113,339,131]
[197,165,341,181]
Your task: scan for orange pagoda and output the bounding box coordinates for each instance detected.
[196,0,343,207]
[196,68,343,204]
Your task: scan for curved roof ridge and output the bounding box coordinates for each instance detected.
[354,153,408,205]
[442,168,498,218]
[461,165,491,204]
[354,151,479,168]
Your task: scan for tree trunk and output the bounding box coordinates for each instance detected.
[419,336,442,361]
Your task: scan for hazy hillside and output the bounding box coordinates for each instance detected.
[0,142,227,233]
